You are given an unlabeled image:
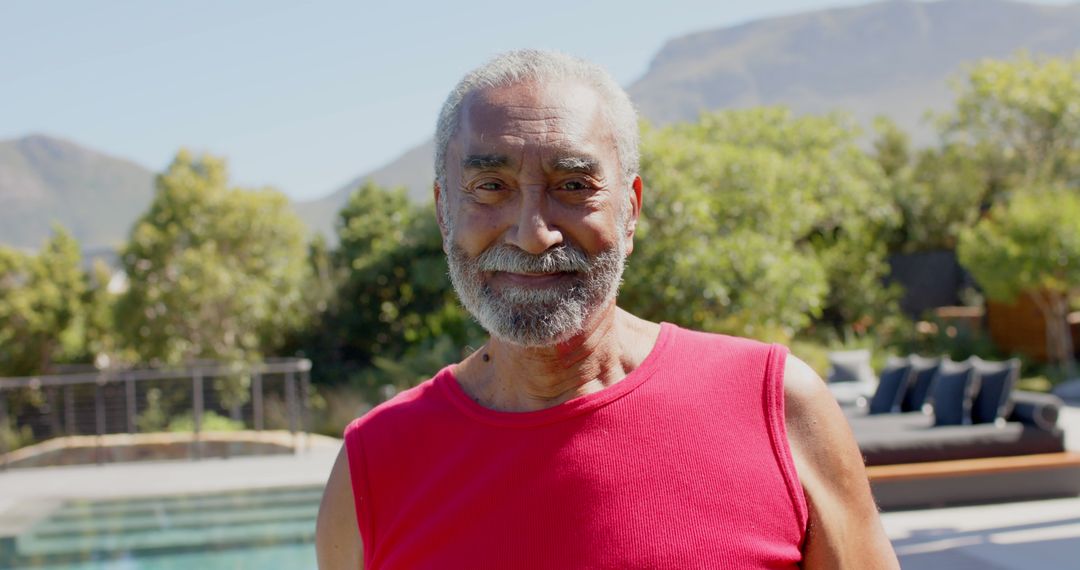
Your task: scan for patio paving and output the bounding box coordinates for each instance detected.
[880,404,1080,569]
[0,435,340,537]
[883,495,1080,569]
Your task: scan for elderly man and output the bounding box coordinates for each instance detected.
[316,50,898,569]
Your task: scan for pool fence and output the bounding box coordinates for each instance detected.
[0,358,313,469]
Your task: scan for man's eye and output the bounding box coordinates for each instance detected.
[476,182,504,191]
[560,180,590,191]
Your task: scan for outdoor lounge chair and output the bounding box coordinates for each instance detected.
[842,355,1080,509]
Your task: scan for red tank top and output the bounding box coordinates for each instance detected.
[344,323,808,568]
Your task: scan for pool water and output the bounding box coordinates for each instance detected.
[1,486,322,569]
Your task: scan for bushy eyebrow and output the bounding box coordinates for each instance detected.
[461,153,601,174]
[462,154,508,170]
[551,155,600,174]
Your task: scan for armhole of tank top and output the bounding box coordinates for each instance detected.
[343,420,375,568]
[764,343,810,535]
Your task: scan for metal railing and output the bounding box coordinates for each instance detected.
[0,358,312,469]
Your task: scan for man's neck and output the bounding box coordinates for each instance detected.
[454,305,661,412]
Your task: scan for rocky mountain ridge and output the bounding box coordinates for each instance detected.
[5,0,1079,249]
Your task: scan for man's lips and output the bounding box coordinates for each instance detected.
[489,271,574,287]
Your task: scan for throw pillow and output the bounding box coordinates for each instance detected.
[827,349,875,384]
[931,359,979,426]
[868,362,912,415]
[970,357,1020,424]
[901,355,940,413]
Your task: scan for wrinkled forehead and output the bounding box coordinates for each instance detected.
[450,80,616,164]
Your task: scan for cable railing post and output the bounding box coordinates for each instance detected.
[285,370,297,452]
[300,362,312,453]
[193,368,204,461]
[95,373,107,465]
[46,387,61,437]
[125,373,137,434]
[252,371,263,432]
[0,390,9,471]
[64,385,75,435]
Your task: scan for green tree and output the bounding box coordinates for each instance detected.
[80,259,124,367]
[958,189,1080,379]
[942,52,1080,191]
[300,182,481,394]
[623,108,899,341]
[873,118,987,254]
[0,226,85,376]
[117,151,310,406]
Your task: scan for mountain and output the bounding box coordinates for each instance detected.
[7,0,1080,248]
[0,134,433,251]
[0,135,155,251]
[627,0,1080,141]
[294,139,435,239]
[317,0,1080,215]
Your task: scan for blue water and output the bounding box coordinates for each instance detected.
[1,486,322,570]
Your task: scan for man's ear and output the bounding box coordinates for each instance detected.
[624,175,643,255]
[434,181,450,253]
[627,175,643,232]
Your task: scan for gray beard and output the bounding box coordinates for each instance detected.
[446,239,627,347]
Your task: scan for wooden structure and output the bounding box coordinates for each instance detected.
[867,452,1080,510]
[986,293,1080,362]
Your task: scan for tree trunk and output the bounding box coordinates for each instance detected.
[38,337,55,375]
[1052,294,1078,380]
[1029,290,1078,380]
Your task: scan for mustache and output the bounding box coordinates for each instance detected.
[474,244,592,274]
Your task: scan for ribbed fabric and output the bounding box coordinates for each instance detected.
[344,322,808,569]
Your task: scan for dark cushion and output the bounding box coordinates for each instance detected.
[901,355,940,412]
[930,359,978,426]
[827,349,875,384]
[1008,391,1064,431]
[868,363,911,415]
[971,357,1020,424]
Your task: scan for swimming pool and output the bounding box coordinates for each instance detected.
[1,486,322,569]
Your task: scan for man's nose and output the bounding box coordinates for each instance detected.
[506,192,562,254]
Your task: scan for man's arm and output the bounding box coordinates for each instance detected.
[783,354,899,569]
[316,444,364,570]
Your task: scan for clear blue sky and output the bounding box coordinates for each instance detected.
[2,0,1073,201]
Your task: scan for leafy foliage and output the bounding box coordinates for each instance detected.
[958,189,1080,376]
[0,226,86,376]
[873,118,988,254]
[297,182,483,391]
[959,190,1080,302]
[946,53,1080,377]
[80,259,124,366]
[116,151,310,369]
[942,52,1080,191]
[0,415,34,452]
[165,410,246,433]
[622,108,900,341]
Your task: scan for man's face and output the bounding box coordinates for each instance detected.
[438,80,639,347]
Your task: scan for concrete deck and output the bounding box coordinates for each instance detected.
[884,495,1080,568]
[0,436,340,537]
[872,405,1080,568]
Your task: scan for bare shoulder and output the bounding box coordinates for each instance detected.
[782,354,899,569]
[316,444,364,570]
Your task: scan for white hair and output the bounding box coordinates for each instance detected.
[434,49,640,195]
